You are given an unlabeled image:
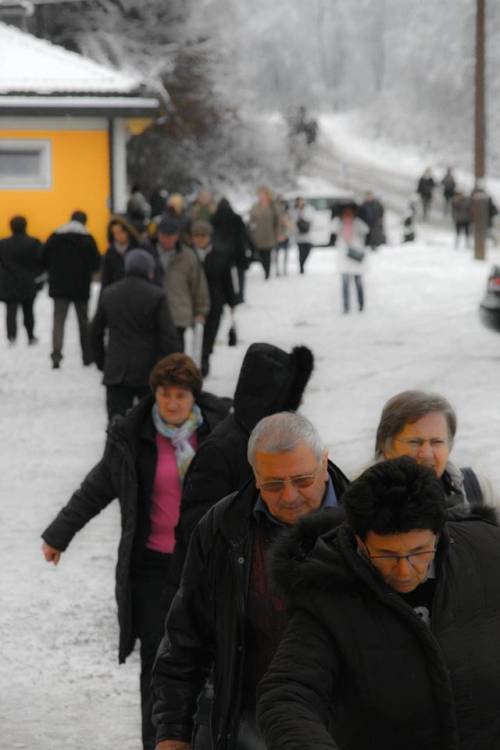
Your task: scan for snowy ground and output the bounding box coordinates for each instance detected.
[1,215,500,749]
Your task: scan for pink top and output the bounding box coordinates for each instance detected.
[146,431,198,554]
[342,214,354,243]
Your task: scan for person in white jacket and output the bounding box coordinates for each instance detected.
[331,203,369,313]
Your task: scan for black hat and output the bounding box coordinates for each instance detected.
[157,217,181,236]
[124,248,155,278]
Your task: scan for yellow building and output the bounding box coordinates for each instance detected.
[0,21,159,248]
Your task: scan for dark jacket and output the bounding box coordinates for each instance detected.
[202,245,237,310]
[417,175,435,202]
[41,392,231,663]
[42,220,100,300]
[0,232,43,302]
[357,199,385,247]
[172,344,315,579]
[257,511,500,750]
[90,273,179,387]
[151,462,350,750]
[211,202,253,270]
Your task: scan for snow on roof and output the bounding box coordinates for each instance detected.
[0,21,142,95]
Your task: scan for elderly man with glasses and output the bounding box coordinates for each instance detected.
[151,412,349,750]
[257,456,500,750]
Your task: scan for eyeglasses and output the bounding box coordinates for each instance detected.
[258,468,320,493]
[395,438,448,451]
[366,547,437,570]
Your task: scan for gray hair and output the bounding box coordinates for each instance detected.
[374,390,457,459]
[247,412,325,467]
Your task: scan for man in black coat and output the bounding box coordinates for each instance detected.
[190,219,237,377]
[90,249,180,420]
[152,412,350,750]
[42,210,100,368]
[0,215,42,344]
[170,342,315,583]
[258,457,500,750]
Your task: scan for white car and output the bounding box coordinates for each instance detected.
[286,192,356,246]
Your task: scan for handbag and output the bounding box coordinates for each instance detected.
[297,217,311,233]
[347,246,365,262]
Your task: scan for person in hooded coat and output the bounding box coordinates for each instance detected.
[257,457,500,750]
[169,342,316,582]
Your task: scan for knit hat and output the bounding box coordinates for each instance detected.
[191,219,213,237]
[157,217,181,236]
[124,248,155,278]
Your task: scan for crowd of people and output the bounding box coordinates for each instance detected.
[413,166,498,247]
[0,185,389,379]
[4,179,500,750]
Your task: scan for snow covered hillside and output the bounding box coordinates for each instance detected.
[1,218,499,748]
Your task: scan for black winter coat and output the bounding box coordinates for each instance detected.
[42,223,100,300]
[90,274,179,387]
[211,204,253,270]
[257,512,500,750]
[0,233,43,302]
[100,242,161,288]
[41,392,231,663]
[203,246,237,310]
[172,343,314,581]
[151,462,350,750]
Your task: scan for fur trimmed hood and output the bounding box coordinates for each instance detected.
[270,503,500,604]
[233,343,314,433]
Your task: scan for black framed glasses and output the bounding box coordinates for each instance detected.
[366,547,437,570]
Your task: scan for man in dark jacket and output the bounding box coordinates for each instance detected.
[0,215,42,344]
[151,412,349,750]
[358,192,385,251]
[170,342,315,582]
[257,457,500,750]
[42,210,100,368]
[90,249,180,420]
[190,219,237,377]
[416,168,435,221]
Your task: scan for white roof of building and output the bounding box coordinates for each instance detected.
[0,21,142,95]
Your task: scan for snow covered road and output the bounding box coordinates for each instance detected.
[1,228,499,749]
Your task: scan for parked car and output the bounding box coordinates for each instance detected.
[479,265,500,332]
[286,191,356,246]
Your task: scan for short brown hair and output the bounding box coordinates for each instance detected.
[375,390,457,458]
[149,353,202,398]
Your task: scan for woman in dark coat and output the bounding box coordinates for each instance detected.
[211,198,253,303]
[41,353,231,750]
[100,216,142,288]
[0,215,42,344]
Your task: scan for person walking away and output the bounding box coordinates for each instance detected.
[0,215,43,345]
[90,249,180,420]
[451,191,472,249]
[190,220,237,377]
[151,412,350,750]
[211,197,253,304]
[41,352,231,750]
[441,166,456,215]
[249,186,280,280]
[42,210,100,369]
[257,456,500,750]
[358,191,385,251]
[293,197,315,274]
[331,204,369,313]
[155,218,210,351]
[416,168,435,221]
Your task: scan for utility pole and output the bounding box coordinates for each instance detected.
[473,0,488,260]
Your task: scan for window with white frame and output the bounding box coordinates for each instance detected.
[0,139,52,189]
